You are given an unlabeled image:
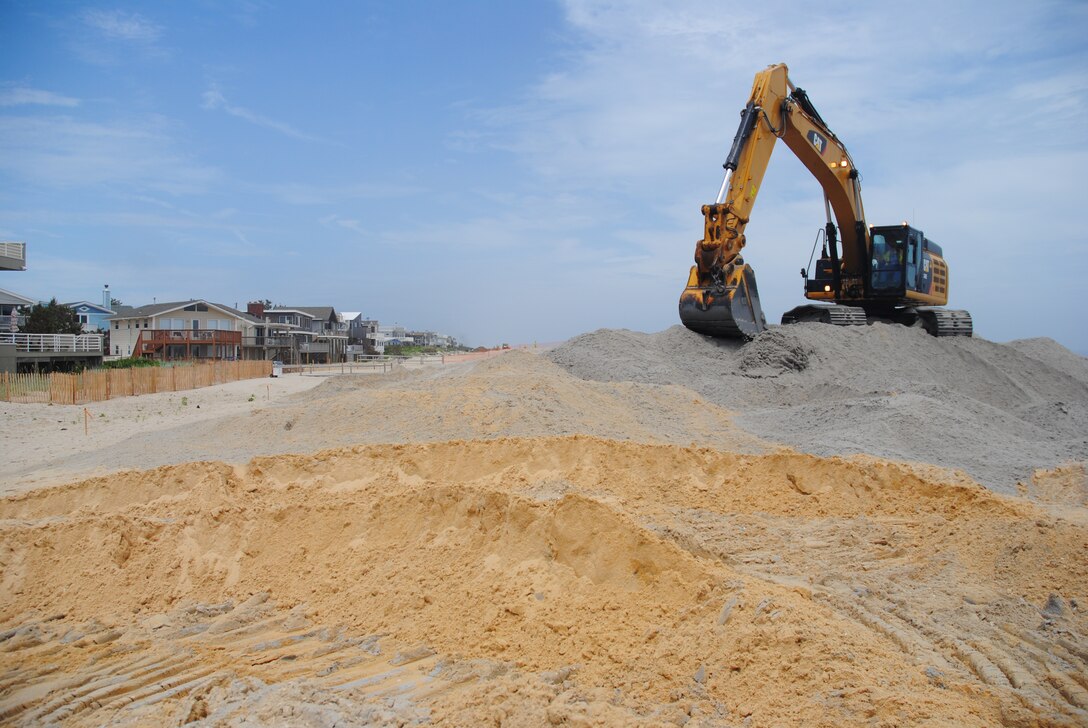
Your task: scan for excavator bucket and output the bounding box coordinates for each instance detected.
[679,263,767,338]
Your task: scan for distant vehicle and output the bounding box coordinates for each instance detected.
[678,63,972,338]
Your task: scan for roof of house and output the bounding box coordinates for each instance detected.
[0,288,36,306]
[293,306,337,321]
[109,299,256,321]
[267,306,343,326]
[63,301,115,314]
[265,307,315,319]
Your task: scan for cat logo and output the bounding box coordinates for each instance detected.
[807,130,827,155]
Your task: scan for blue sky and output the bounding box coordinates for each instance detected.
[1,1,1086,351]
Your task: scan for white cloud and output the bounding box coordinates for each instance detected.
[442,0,1087,346]
[0,115,219,194]
[472,0,1086,190]
[319,214,368,236]
[0,87,79,108]
[81,9,162,44]
[261,181,422,206]
[71,8,168,65]
[202,85,325,143]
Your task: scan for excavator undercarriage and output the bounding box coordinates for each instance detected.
[780,304,974,337]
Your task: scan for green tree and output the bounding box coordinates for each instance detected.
[21,299,83,334]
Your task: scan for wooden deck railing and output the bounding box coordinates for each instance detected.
[137,329,241,354]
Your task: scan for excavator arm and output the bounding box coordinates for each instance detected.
[679,63,869,337]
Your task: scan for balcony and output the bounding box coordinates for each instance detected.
[0,332,103,352]
[0,332,104,371]
[137,329,242,360]
[0,242,26,271]
[242,335,301,348]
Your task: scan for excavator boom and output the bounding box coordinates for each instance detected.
[679,63,866,337]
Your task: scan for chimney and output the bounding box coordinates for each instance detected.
[247,301,266,318]
[103,284,111,310]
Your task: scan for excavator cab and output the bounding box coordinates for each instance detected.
[869,230,906,294]
[867,224,934,297]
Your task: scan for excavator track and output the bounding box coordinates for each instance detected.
[916,308,973,337]
[781,304,868,327]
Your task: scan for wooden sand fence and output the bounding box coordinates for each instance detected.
[0,360,272,405]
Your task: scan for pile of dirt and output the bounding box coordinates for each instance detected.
[3,437,1085,725]
[18,326,1085,496]
[3,323,1086,726]
[547,324,1088,491]
[12,351,766,489]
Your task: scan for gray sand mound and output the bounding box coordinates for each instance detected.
[547,323,1088,492]
[15,350,766,484]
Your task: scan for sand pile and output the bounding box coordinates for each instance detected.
[12,326,1084,496]
[2,351,766,492]
[2,324,1086,726]
[547,324,1088,491]
[2,437,1086,725]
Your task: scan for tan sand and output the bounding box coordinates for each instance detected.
[0,338,1086,726]
[0,374,323,494]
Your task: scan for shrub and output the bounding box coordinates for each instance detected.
[100,357,162,370]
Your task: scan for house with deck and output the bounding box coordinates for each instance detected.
[108,300,260,361]
[261,306,348,363]
[0,288,104,373]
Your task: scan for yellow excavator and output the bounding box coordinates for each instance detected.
[678,63,972,338]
